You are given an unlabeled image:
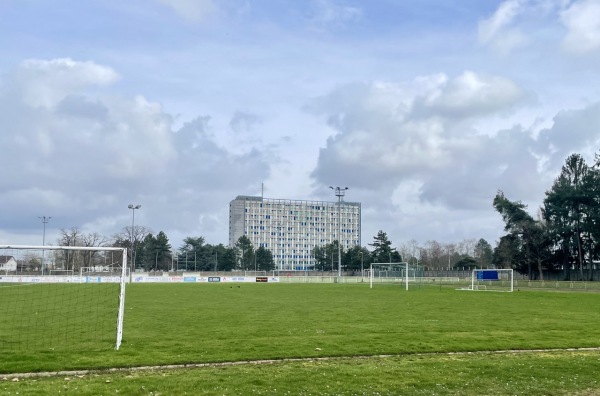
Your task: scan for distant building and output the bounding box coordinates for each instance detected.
[229,196,361,271]
[0,255,17,272]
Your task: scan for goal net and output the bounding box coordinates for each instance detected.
[467,269,514,292]
[0,245,127,353]
[369,262,424,290]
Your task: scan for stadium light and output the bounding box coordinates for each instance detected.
[128,204,141,279]
[38,216,51,275]
[329,186,348,278]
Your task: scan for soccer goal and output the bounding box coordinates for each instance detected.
[467,268,514,292]
[0,245,128,353]
[369,262,424,290]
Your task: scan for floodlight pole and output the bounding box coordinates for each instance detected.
[359,251,364,281]
[329,186,348,278]
[128,204,141,282]
[39,216,51,275]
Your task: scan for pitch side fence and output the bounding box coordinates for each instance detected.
[2,272,600,291]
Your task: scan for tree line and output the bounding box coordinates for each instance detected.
[48,225,494,274]
[49,227,274,272]
[493,153,600,281]
[44,151,599,277]
[311,231,495,273]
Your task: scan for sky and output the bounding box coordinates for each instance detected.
[1,0,600,251]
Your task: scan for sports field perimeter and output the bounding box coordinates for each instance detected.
[1,283,600,395]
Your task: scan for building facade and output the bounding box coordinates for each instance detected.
[229,196,361,271]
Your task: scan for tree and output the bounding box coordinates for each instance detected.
[369,231,401,263]
[140,232,172,271]
[453,256,478,269]
[493,234,519,269]
[473,239,493,268]
[544,154,600,280]
[424,240,445,269]
[493,191,551,280]
[112,225,151,269]
[398,239,420,265]
[56,228,110,270]
[256,246,275,271]
[235,236,255,270]
[216,245,236,271]
[311,243,337,271]
[343,245,369,273]
[311,245,328,271]
[56,227,81,271]
[178,236,207,271]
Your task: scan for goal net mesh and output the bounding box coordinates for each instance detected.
[369,262,424,289]
[0,245,127,353]
[469,269,514,292]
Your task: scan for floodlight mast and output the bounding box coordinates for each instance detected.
[329,186,348,278]
[38,216,51,275]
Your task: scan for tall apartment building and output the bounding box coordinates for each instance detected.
[229,196,361,271]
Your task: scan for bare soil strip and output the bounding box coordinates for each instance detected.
[3,347,600,380]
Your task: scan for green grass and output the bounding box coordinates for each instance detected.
[2,351,600,395]
[1,283,600,394]
[0,283,119,353]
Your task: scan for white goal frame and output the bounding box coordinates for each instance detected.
[369,262,420,290]
[469,268,514,292]
[0,244,128,350]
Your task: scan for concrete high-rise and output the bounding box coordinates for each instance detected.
[229,196,361,271]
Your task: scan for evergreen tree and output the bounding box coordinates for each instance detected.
[235,235,255,270]
[256,246,275,271]
[369,230,401,263]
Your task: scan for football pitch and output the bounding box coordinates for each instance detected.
[2,283,600,395]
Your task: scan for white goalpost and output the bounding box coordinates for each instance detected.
[369,262,423,290]
[467,268,514,292]
[0,245,128,352]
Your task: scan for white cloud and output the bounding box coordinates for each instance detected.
[306,72,600,244]
[155,0,217,22]
[2,1,600,251]
[308,72,542,211]
[310,0,362,28]
[11,58,119,108]
[560,0,600,53]
[0,58,271,245]
[415,71,529,119]
[478,0,528,54]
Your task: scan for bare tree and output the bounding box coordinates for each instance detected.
[54,228,111,271]
[457,238,477,257]
[112,226,152,265]
[445,243,457,268]
[424,240,445,269]
[56,227,82,270]
[398,239,421,265]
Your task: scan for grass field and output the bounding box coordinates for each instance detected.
[2,283,600,395]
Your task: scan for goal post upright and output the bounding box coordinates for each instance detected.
[115,247,127,350]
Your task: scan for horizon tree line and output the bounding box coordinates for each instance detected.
[31,150,600,278]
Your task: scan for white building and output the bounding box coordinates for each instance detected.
[229,196,361,271]
[0,255,17,272]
